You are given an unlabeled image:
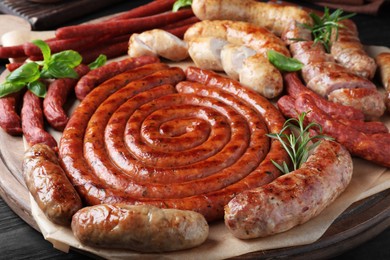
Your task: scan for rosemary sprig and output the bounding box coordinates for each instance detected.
[301,7,356,52]
[266,111,333,174]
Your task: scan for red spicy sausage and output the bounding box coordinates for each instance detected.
[59,66,289,222]
[43,64,90,131]
[21,90,57,150]
[23,143,82,226]
[0,92,23,135]
[55,8,194,39]
[74,56,160,100]
[294,93,390,167]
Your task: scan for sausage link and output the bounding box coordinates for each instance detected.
[71,204,208,252]
[0,92,23,135]
[74,56,160,100]
[330,20,376,79]
[43,64,90,131]
[22,144,82,226]
[225,140,353,239]
[185,20,287,98]
[21,91,57,150]
[376,52,390,113]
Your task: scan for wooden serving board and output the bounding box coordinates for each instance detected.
[0,0,127,30]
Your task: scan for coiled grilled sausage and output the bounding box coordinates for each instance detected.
[59,65,289,222]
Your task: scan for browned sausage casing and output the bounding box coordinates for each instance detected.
[59,64,289,222]
[72,204,209,252]
[74,55,160,100]
[23,144,82,226]
[21,90,57,150]
[225,140,353,239]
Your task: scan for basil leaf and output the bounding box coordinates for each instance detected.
[27,81,47,98]
[51,50,82,68]
[47,62,78,79]
[32,39,51,63]
[0,81,26,98]
[88,54,107,70]
[172,0,192,12]
[6,62,40,84]
[267,50,303,72]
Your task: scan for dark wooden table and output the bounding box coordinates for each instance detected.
[1,1,390,259]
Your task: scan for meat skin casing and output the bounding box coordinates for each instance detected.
[224,140,353,239]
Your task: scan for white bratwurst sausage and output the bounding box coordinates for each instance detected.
[224,140,353,239]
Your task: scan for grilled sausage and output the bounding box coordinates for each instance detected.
[74,55,160,100]
[225,140,353,239]
[328,88,386,121]
[0,92,23,135]
[376,52,390,113]
[184,20,286,98]
[59,66,289,222]
[191,0,312,36]
[128,29,189,61]
[330,20,376,79]
[22,144,82,226]
[71,204,209,252]
[21,91,57,150]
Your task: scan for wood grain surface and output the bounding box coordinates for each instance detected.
[1,0,390,259]
[0,0,127,30]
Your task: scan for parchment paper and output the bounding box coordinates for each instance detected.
[3,22,390,260]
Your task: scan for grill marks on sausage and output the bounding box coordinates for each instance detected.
[59,65,288,221]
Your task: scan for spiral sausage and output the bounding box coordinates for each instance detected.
[59,63,289,222]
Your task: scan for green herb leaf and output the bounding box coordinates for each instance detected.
[0,81,26,98]
[51,50,82,68]
[32,39,51,63]
[47,61,79,79]
[6,62,40,84]
[266,111,333,174]
[88,54,107,70]
[267,50,303,72]
[303,8,356,53]
[27,81,47,98]
[172,0,192,12]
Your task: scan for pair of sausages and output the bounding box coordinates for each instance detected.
[278,73,390,168]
